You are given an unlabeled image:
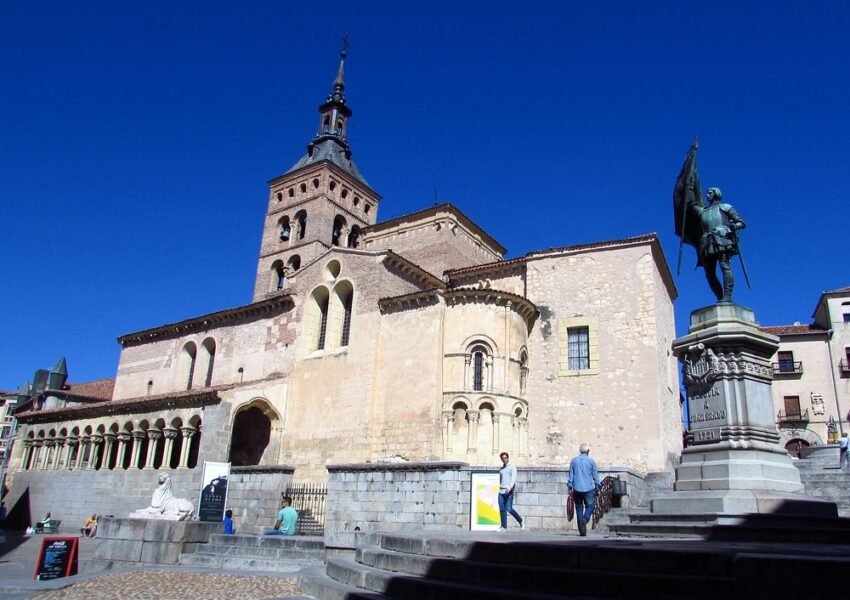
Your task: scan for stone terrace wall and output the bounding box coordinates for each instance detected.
[325,462,644,554]
[226,465,294,535]
[4,466,294,536]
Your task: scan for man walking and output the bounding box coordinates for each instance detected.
[568,443,600,536]
[839,432,850,470]
[498,452,525,531]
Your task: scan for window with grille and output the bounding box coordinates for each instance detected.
[568,327,590,370]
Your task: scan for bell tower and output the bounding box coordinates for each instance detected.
[253,42,381,302]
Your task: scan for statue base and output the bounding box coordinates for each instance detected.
[86,517,221,570]
[655,303,835,517]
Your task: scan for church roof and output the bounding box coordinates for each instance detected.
[284,138,370,187]
[66,378,115,401]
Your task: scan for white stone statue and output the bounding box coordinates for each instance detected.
[130,473,194,521]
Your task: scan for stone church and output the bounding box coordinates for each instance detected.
[7,50,681,519]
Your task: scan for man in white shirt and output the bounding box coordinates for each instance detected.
[839,432,849,470]
[498,452,525,531]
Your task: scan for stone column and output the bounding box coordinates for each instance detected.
[88,434,103,469]
[65,436,79,469]
[519,418,529,458]
[464,354,471,389]
[76,436,89,470]
[492,412,502,455]
[466,411,480,454]
[22,441,34,470]
[130,430,146,469]
[442,411,454,454]
[101,432,116,470]
[162,427,179,469]
[41,439,54,470]
[177,426,196,469]
[116,432,131,469]
[511,417,520,456]
[145,428,162,469]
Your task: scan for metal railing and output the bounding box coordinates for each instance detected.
[591,476,619,529]
[772,361,803,375]
[284,482,326,536]
[840,360,850,376]
[777,408,809,423]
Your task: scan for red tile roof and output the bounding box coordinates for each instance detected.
[66,378,115,401]
[760,324,828,336]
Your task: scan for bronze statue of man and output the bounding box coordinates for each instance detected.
[674,141,749,304]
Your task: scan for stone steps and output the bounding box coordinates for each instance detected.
[300,530,850,599]
[178,534,324,573]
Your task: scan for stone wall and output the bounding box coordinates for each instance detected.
[3,465,294,536]
[324,462,644,554]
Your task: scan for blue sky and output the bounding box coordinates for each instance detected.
[2,1,848,391]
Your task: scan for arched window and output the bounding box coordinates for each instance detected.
[201,337,216,387]
[288,254,301,273]
[331,282,354,347]
[271,260,285,291]
[295,210,307,240]
[278,216,291,241]
[179,342,198,390]
[519,350,529,395]
[347,225,361,248]
[308,288,331,351]
[472,345,488,391]
[332,215,346,246]
[229,400,279,466]
[188,415,202,469]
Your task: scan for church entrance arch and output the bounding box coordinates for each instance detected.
[229,399,280,466]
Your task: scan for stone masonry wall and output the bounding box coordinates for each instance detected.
[324,462,644,553]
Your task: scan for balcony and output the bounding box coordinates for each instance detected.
[777,409,809,424]
[772,361,803,377]
[840,360,850,377]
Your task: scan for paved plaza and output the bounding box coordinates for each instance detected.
[0,532,311,600]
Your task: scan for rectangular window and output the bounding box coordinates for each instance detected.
[473,352,484,391]
[777,351,795,373]
[783,396,801,417]
[568,327,590,370]
[317,304,328,351]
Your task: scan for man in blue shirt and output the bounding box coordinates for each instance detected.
[568,443,600,536]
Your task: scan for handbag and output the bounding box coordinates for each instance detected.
[566,489,575,521]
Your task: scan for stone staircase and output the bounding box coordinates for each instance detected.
[795,462,850,517]
[297,530,850,599]
[179,533,325,573]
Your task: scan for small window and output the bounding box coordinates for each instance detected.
[329,180,337,191]
[288,188,294,198]
[353,196,360,207]
[312,178,320,189]
[843,302,850,322]
[300,183,307,193]
[276,192,283,202]
[568,327,590,370]
[364,204,371,214]
[471,344,488,391]
[279,216,291,241]
[341,189,349,199]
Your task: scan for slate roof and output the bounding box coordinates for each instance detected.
[285,138,371,188]
[760,324,828,336]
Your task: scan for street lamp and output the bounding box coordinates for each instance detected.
[827,329,844,436]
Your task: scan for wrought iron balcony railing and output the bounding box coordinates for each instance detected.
[840,360,850,376]
[777,408,809,423]
[772,361,803,375]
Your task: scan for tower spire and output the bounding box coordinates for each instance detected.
[330,35,349,103]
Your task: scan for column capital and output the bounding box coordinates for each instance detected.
[147,428,163,441]
[179,426,197,438]
[163,427,180,440]
[117,432,132,443]
[67,436,79,446]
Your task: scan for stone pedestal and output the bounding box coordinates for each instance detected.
[653,304,836,516]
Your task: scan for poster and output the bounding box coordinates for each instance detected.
[469,472,501,531]
[34,537,78,580]
[197,461,230,523]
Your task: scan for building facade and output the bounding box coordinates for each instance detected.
[762,287,850,452]
[5,51,682,524]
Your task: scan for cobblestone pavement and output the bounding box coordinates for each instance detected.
[30,571,305,599]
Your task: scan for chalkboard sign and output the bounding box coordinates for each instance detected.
[34,536,78,580]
